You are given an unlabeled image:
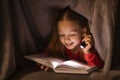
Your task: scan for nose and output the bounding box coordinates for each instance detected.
[64,35,70,43]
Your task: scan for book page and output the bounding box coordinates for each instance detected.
[24,53,64,68]
[24,54,97,74]
[54,60,97,74]
[47,58,63,68]
[56,60,93,69]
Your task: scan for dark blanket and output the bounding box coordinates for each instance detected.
[0,0,120,80]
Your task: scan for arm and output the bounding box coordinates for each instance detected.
[82,34,104,68]
[84,49,104,68]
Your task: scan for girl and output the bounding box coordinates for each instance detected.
[39,7,104,71]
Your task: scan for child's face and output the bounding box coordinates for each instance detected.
[58,19,82,51]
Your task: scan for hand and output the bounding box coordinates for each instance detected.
[82,34,94,53]
[37,63,51,71]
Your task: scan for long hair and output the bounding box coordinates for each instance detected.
[45,7,90,59]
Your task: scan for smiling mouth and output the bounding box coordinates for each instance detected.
[65,42,73,46]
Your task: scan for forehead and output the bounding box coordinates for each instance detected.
[58,19,80,32]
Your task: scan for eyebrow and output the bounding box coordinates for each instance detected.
[58,30,77,33]
[71,29,78,32]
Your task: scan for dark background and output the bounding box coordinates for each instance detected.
[0,0,120,79]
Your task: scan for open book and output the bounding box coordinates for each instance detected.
[24,53,98,74]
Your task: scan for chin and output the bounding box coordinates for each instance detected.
[66,46,74,50]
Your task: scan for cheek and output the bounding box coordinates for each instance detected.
[59,38,64,44]
[73,36,81,43]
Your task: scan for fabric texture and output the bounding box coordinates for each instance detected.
[0,0,120,80]
[66,48,104,68]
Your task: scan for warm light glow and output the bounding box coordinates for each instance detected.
[62,60,83,68]
[52,61,61,68]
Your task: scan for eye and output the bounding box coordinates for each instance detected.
[69,32,78,36]
[58,34,65,37]
[69,34,76,36]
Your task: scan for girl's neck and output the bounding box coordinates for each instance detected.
[71,45,80,54]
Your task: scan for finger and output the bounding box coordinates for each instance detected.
[85,35,92,40]
[83,36,93,45]
[82,35,92,42]
[41,65,45,69]
[85,40,93,47]
[85,41,91,46]
[87,35,92,37]
[44,66,49,71]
